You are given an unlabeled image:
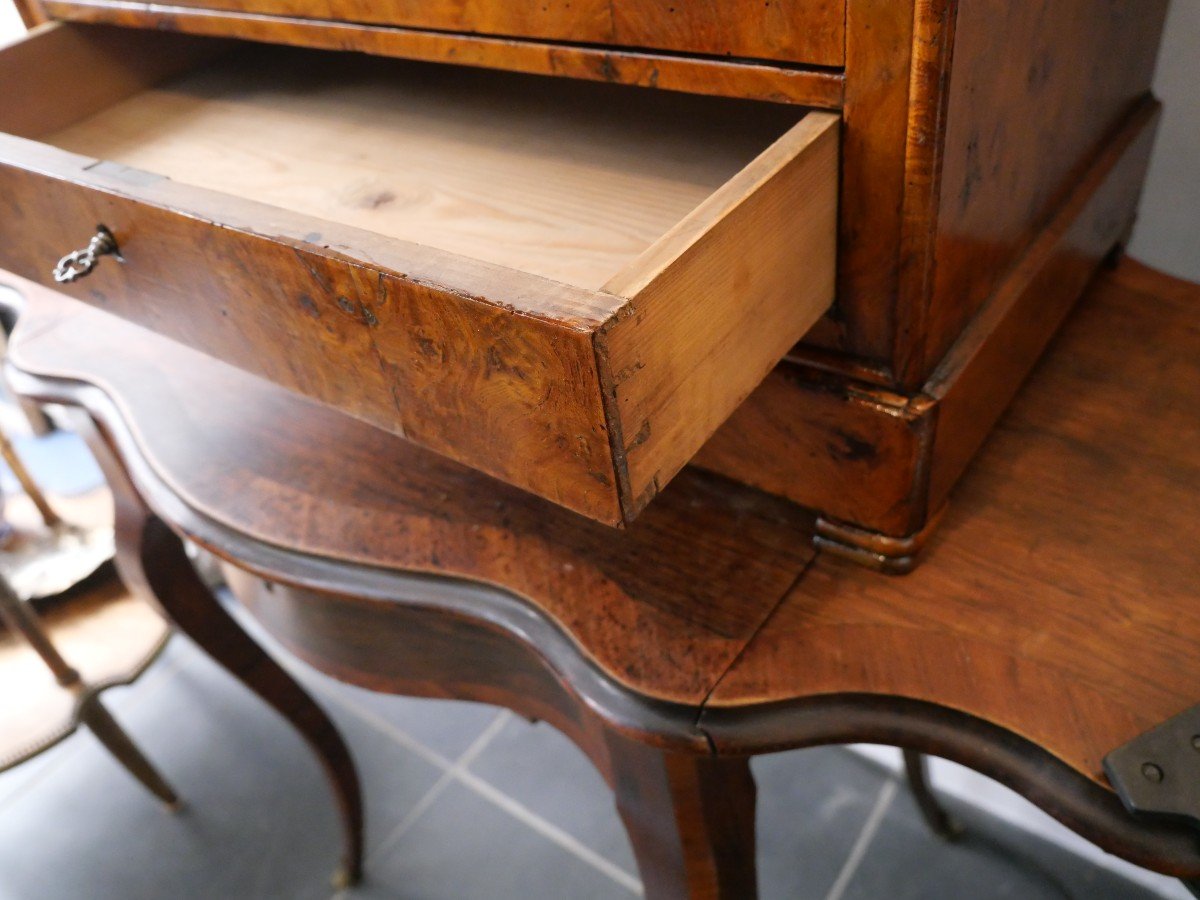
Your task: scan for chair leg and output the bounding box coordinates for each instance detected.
[902,749,962,841]
[0,570,178,806]
[79,419,365,888]
[606,732,757,900]
[77,693,180,808]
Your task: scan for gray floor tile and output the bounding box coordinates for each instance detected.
[0,635,437,900]
[312,676,503,764]
[754,746,893,900]
[464,715,637,876]
[1,600,1177,900]
[842,782,1161,900]
[347,780,636,900]
[306,686,446,856]
[223,593,503,762]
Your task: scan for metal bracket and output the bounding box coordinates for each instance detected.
[1104,704,1200,831]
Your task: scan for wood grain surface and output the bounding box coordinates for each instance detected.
[601,114,839,513]
[7,260,1199,777]
[0,25,837,525]
[708,260,1200,793]
[37,0,847,108]
[697,96,1160,547]
[6,260,1200,879]
[4,278,818,705]
[46,45,799,290]
[0,22,224,139]
[913,0,1170,384]
[135,0,847,66]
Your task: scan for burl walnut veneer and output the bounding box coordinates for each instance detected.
[7,260,1200,897]
[0,0,1171,565]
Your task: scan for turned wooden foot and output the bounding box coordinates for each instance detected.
[78,419,365,886]
[606,732,757,900]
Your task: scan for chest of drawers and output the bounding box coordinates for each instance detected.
[1,0,1170,566]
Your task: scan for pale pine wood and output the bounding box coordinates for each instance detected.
[0,22,227,140]
[602,114,839,510]
[46,45,797,290]
[0,33,838,524]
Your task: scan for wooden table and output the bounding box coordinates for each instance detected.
[3,259,1198,897]
[0,1,1171,566]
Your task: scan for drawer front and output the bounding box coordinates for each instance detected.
[0,25,839,527]
[157,0,847,66]
[0,144,625,523]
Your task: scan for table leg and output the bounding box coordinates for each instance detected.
[902,749,962,840]
[606,732,757,900]
[78,418,365,888]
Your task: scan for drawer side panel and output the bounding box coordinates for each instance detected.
[601,114,840,513]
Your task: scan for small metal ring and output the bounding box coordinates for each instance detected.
[51,226,120,284]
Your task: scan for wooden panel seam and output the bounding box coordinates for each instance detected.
[891,0,958,387]
[40,0,848,108]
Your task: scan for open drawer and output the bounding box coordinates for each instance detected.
[0,23,838,526]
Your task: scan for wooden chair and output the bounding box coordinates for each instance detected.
[4,260,1198,897]
[0,571,177,804]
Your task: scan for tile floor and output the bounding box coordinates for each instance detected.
[0,429,1182,899]
[0,612,1176,900]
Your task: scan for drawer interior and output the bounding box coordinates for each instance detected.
[32,42,801,291]
[0,25,838,526]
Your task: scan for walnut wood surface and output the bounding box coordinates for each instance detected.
[696,99,1158,545]
[914,0,1170,385]
[925,99,1160,512]
[824,0,919,366]
[0,25,838,527]
[3,278,818,706]
[36,1,847,108]
[7,259,1200,760]
[75,416,364,884]
[693,363,932,539]
[78,0,848,66]
[5,261,1200,878]
[16,2,1173,557]
[708,260,1200,791]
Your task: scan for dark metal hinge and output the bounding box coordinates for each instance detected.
[1104,704,1200,830]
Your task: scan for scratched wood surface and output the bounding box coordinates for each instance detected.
[708,261,1200,788]
[6,260,1198,787]
[5,278,819,705]
[0,25,837,526]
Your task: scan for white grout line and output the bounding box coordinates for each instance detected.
[453,765,643,896]
[303,677,466,771]
[823,778,898,900]
[316,684,643,896]
[367,710,512,862]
